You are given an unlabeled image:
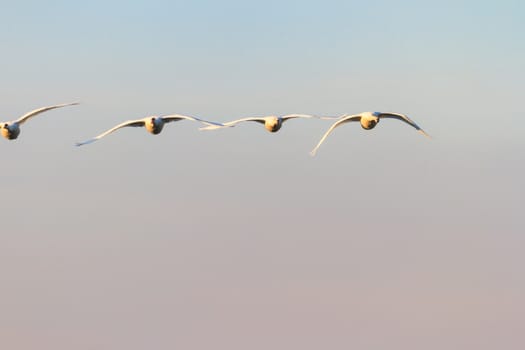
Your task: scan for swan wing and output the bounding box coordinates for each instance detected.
[199,117,266,131]
[378,112,430,138]
[281,114,315,121]
[75,119,145,146]
[16,102,79,124]
[310,114,362,156]
[162,114,225,127]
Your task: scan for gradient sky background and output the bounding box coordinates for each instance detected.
[1,1,524,349]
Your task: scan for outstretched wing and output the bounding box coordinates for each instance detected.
[281,114,315,121]
[75,119,145,146]
[16,102,79,125]
[161,114,224,127]
[378,112,430,138]
[199,117,266,131]
[310,114,362,156]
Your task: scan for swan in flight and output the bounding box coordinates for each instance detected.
[200,114,317,133]
[310,111,430,156]
[75,114,224,146]
[1,102,79,140]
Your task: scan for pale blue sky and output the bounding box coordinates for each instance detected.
[1,1,524,349]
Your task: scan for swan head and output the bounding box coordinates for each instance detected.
[265,116,282,132]
[149,117,158,125]
[360,118,379,130]
[360,112,380,130]
[146,116,164,135]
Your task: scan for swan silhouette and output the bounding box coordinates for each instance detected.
[1,102,79,140]
[200,114,317,133]
[310,111,430,156]
[76,114,224,146]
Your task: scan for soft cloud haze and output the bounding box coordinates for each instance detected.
[1,1,524,349]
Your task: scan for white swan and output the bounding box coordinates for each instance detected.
[200,114,316,133]
[310,111,430,156]
[75,114,224,146]
[1,102,79,140]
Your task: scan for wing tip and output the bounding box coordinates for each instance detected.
[60,102,80,107]
[199,125,219,131]
[319,115,343,120]
[418,129,432,139]
[75,139,95,147]
[199,124,234,131]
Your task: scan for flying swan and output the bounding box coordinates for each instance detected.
[76,114,224,146]
[310,111,430,156]
[200,114,317,133]
[1,102,79,140]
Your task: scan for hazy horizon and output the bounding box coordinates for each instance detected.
[1,1,524,349]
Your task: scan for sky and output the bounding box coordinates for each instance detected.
[1,1,524,349]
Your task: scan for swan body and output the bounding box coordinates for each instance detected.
[76,114,224,146]
[1,123,20,140]
[1,102,79,140]
[310,111,430,156]
[200,114,316,133]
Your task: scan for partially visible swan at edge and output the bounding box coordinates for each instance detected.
[200,114,318,133]
[1,102,79,140]
[310,111,430,156]
[76,114,224,146]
